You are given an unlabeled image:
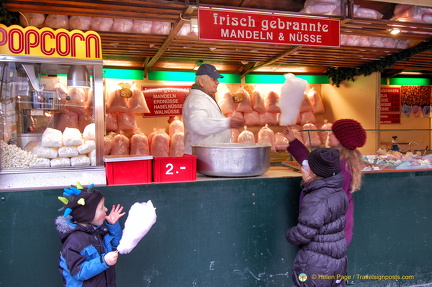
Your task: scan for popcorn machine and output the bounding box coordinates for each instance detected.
[0,24,105,189]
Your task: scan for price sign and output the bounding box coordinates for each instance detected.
[142,86,190,117]
[153,155,197,183]
[380,86,401,124]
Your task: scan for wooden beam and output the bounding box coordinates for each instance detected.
[240,46,303,78]
[143,6,195,77]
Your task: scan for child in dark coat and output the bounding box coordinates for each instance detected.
[287,148,348,287]
[55,184,126,287]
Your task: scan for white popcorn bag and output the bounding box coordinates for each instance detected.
[29,157,51,168]
[33,146,58,159]
[41,128,63,148]
[83,123,96,140]
[50,157,71,167]
[63,127,83,146]
[58,146,79,158]
[77,140,96,154]
[70,155,91,167]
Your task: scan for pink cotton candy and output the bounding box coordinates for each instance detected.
[258,125,276,153]
[110,133,130,155]
[45,14,69,29]
[169,119,184,137]
[151,131,170,157]
[302,123,321,147]
[235,87,253,113]
[128,83,150,114]
[112,19,133,32]
[238,127,255,144]
[20,13,45,28]
[307,88,325,114]
[91,17,114,31]
[130,132,150,155]
[244,111,261,126]
[274,132,289,151]
[69,16,92,30]
[169,132,185,157]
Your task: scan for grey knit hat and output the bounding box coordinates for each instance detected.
[308,148,340,178]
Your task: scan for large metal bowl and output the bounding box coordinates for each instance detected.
[191,143,271,177]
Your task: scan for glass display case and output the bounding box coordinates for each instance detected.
[296,128,432,171]
[0,56,105,189]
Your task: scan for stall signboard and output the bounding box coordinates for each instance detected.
[380,86,401,124]
[0,24,102,60]
[142,86,190,117]
[198,7,340,47]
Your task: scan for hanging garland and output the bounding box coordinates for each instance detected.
[326,40,432,87]
[0,3,19,26]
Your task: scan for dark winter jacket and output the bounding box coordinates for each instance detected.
[55,216,122,287]
[286,172,348,287]
[288,139,355,245]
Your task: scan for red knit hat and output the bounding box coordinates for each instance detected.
[331,119,366,150]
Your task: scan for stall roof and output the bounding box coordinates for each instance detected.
[4,0,432,79]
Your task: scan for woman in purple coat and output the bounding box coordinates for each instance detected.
[283,119,366,245]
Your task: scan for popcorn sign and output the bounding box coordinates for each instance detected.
[0,24,102,59]
[198,8,340,47]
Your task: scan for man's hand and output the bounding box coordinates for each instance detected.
[229,112,245,129]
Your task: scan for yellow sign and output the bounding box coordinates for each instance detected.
[0,24,102,60]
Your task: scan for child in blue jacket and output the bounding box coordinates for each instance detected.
[55,184,125,286]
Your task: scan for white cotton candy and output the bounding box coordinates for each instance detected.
[117,201,157,255]
[279,73,308,126]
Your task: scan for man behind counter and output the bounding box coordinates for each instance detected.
[182,64,244,154]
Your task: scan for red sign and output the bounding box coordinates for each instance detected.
[0,24,102,59]
[142,86,190,117]
[198,8,340,47]
[380,87,401,124]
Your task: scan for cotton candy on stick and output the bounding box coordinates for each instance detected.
[117,201,157,255]
[278,73,308,126]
